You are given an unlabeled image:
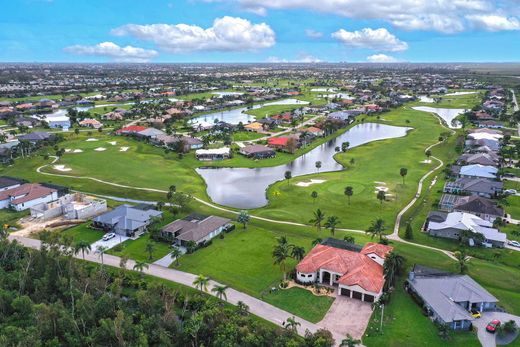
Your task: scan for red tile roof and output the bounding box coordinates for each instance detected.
[0,183,56,205]
[268,137,289,146]
[116,125,146,134]
[296,242,393,293]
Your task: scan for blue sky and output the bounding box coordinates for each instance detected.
[2,0,520,63]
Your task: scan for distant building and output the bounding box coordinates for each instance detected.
[0,183,58,211]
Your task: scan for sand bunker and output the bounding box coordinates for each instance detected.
[108,141,117,145]
[375,186,389,193]
[374,181,387,185]
[54,165,72,172]
[295,179,326,187]
[86,138,98,142]
[119,147,129,152]
[420,159,432,164]
[94,147,106,152]
[64,149,72,153]
[73,149,83,153]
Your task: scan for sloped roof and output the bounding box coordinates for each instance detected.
[0,183,56,205]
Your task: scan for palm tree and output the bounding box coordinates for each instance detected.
[315,161,322,173]
[324,216,340,236]
[285,316,301,333]
[383,251,405,291]
[74,240,91,260]
[291,245,305,261]
[341,141,350,152]
[400,167,408,185]
[170,247,182,266]
[309,208,325,231]
[377,190,386,211]
[454,249,469,274]
[193,274,210,292]
[272,239,292,281]
[145,241,155,261]
[96,245,108,266]
[237,210,250,229]
[344,186,353,205]
[284,170,292,185]
[211,284,229,301]
[366,218,387,242]
[343,235,355,244]
[133,260,149,277]
[311,238,322,247]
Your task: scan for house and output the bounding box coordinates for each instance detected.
[303,126,325,137]
[195,147,231,161]
[425,211,506,248]
[116,125,147,135]
[267,137,290,150]
[457,152,499,166]
[477,120,503,129]
[406,265,498,330]
[0,142,19,164]
[244,122,264,132]
[439,195,504,221]
[459,164,497,179]
[18,132,53,144]
[239,144,276,159]
[30,193,107,221]
[79,118,103,129]
[136,128,166,140]
[47,115,71,130]
[0,176,24,192]
[444,178,503,198]
[153,135,203,151]
[160,213,232,246]
[0,183,58,211]
[466,131,502,152]
[295,239,393,302]
[92,204,162,237]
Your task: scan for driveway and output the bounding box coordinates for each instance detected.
[318,295,373,340]
[474,312,520,347]
[91,234,129,251]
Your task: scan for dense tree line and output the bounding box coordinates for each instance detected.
[0,238,334,346]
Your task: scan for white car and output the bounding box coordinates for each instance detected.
[504,189,518,195]
[508,240,520,248]
[102,233,116,241]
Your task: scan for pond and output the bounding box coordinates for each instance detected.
[196,123,412,209]
[191,98,310,126]
[412,106,465,129]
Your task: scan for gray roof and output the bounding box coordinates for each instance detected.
[19,132,51,141]
[137,128,165,137]
[162,215,231,243]
[94,204,162,232]
[455,177,503,194]
[240,145,275,155]
[409,269,498,323]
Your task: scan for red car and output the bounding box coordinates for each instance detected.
[486,319,501,333]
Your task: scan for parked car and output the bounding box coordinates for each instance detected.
[486,319,501,333]
[508,240,520,248]
[471,309,481,319]
[102,232,116,241]
[504,189,517,195]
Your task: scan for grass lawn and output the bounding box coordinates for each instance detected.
[262,287,334,323]
[415,91,485,109]
[0,209,29,228]
[61,223,104,244]
[107,232,173,263]
[232,131,265,141]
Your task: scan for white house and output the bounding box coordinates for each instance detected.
[459,164,497,179]
[0,183,58,211]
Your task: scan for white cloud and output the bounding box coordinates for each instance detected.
[466,14,520,31]
[366,54,399,63]
[64,42,158,62]
[221,0,519,33]
[111,16,276,53]
[267,53,323,63]
[332,28,408,52]
[305,29,324,38]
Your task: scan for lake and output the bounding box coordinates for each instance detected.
[196,123,411,209]
[412,106,465,129]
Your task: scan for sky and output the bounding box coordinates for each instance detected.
[2,0,520,63]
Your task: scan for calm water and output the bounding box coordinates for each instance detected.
[412,106,465,129]
[196,123,411,209]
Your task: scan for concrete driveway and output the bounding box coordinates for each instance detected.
[91,234,129,251]
[473,312,520,347]
[318,295,373,340]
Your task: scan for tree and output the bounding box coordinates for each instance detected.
[454,249,469,274]
[341,141,350,152]
[291,246,305,261]
[272,237,292,281]
[404,223,413,240]
[311,191,318,203]
[377,190,386,210]
[96,245,108,266]
[425,149,432,159]
[145,241,155,261]
[74,240,91,260]
[193,274,210,292]
[237,210,250,229]
[284,170,292,185]
[344,186,353,205]
[315,161,322,173]
[324,216,340,236]
[211,284,229,302]
[311,238,322,247]
[366,218,387,242]
[171,247,182,266]
[340,334,361,347]
[309,208,325,232]
[400,167,408,185]
[383,251,405,291]
[133,261,149,277]
[343,235,355,244]
[285,316,301,333]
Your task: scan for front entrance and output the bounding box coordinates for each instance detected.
[321,271,331,285]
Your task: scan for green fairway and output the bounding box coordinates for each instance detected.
[415,90,484,109]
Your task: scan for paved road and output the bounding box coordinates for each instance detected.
[8,234,348,345]
[474,312,520,347]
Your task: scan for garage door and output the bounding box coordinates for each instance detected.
[340,288,351,297]
[352,291,363,300]
[364,294,375,303]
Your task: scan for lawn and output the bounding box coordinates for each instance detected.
[415,91,485,109]
[107,232,173,263]
[0,209,29,228]
[263,287,335,323]
[61,223,104,244]
[232,131,265,141]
